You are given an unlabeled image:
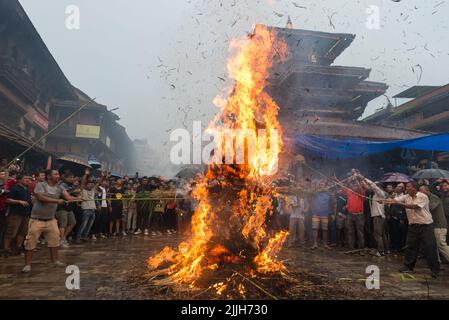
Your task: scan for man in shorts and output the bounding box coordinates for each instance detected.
[22,169,80,273]
[56,170,78,248]
[310,180,336,250]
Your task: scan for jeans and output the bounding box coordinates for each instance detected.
[434,228,449,263]
[127,207,137,231]
[328,215,337,244]
[336,213,348,246]
[0,210,6,248]
[390,218,407,251]
[288,217,305,245]
[372,216,388,252]
[404,224,439,273]
[76,209,96,241]
[347,213,365,249]
[136,201,154,231]
[94,207,109,235]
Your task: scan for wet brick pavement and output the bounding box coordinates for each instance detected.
[1,234,448,300]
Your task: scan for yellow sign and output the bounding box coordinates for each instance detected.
[75,125,100,139]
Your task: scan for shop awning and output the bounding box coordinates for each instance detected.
[288,133,449,159]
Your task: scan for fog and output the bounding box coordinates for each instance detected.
[19,0,449,176]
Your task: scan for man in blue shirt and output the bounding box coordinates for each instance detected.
[310,180,336,250]
[3,174,32,256]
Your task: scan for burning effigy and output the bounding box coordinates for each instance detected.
[146,25,291,298]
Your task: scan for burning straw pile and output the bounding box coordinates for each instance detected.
[145,25,302,299]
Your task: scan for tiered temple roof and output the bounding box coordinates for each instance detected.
[261,25,426,140]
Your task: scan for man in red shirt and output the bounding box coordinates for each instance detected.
[6,170,18,190]
[338,172,366,253]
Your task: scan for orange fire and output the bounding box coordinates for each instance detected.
[149,25,289,289]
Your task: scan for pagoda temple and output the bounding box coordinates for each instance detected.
[261,25,426,140]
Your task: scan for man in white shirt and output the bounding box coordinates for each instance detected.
[287,193,309,247]
[95,180,110,238]
[386,181,440,278]
[360,175,389,256]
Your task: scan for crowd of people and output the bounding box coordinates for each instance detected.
[0,166,197,273]
[1,162,449,279]
[275,169,449,278]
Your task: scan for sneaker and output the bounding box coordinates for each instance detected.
[121,231,127,236]
[134,229,142,235]
[374,251,382,257]
[22,265,31,273]
[60,240,70,248]
[167,230,172,235]
[399,266,413,273]
[52,261,66,268]
[151,231,157,236]
[143,229,148,235]
[91,235,97,240]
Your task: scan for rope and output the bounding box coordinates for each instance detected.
[66,196,186,203]
[224,265,279,300]
[285,148,391,205]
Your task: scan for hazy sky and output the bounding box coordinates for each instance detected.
[19,0,449,174]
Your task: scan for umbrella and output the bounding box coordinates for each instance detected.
[380,172,411,183]
[57,155,92,168]
[412,169,449,180]
[109,173,123,179]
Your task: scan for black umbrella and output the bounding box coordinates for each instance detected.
[380,172,411,183]
[57,155,92,168]
[412,169,449,180]
[57,155,92,177]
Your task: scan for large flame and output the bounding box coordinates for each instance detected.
[149,25,289,289]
